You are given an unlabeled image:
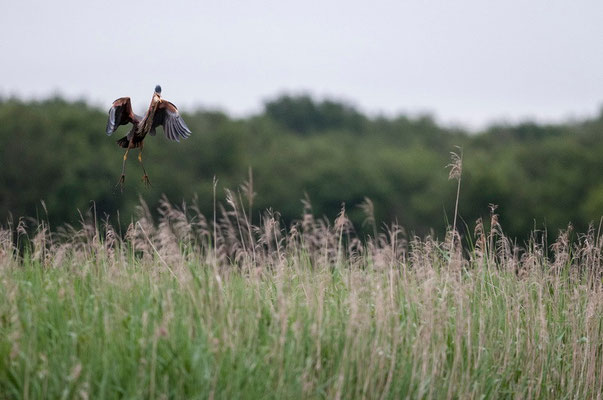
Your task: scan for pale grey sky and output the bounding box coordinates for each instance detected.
[2,0,603,128]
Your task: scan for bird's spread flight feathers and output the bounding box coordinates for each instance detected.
[106,97,140,135]
[150,101,192,142]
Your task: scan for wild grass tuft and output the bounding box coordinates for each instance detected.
[0,189,602,399]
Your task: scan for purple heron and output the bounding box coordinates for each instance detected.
[106,85,191,189]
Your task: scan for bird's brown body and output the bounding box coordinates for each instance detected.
[115,93,162,149]
[105,86,191,188]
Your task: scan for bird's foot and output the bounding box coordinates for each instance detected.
[142,174,152,188]
[116,175,125,191]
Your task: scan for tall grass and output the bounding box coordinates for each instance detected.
[0,190,602,398]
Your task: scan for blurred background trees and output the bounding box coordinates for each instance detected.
[0,95,601,240]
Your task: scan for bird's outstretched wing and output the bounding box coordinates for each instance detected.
[150,101,191,142]
[106,97,140,135]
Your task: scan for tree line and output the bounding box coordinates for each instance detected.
[0,94,601,240]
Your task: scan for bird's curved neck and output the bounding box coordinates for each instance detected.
[141,100,160,132]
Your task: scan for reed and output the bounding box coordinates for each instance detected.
[0,188,601,399]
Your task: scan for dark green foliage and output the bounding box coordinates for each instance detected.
[0,95,601,239]
[265,94,367,134]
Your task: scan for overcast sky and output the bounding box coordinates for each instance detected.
[2,0,603,129]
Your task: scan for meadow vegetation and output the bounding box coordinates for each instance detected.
[1,189,602,398]
[1,94,602,398]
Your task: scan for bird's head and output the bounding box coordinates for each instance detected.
[153,85,162,103]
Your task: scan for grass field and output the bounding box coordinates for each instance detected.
[1,195,602,399]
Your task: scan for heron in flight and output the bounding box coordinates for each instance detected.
[106,85,191,188]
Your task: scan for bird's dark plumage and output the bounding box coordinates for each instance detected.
[150,101,191,142]
[106,88,191,147]
[105,86,191,188]
[106,97,140,136]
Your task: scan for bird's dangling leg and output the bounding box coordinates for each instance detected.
[139,144,151,188]
[116,148,130,191]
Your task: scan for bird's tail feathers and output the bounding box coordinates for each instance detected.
[116,136,130,148]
